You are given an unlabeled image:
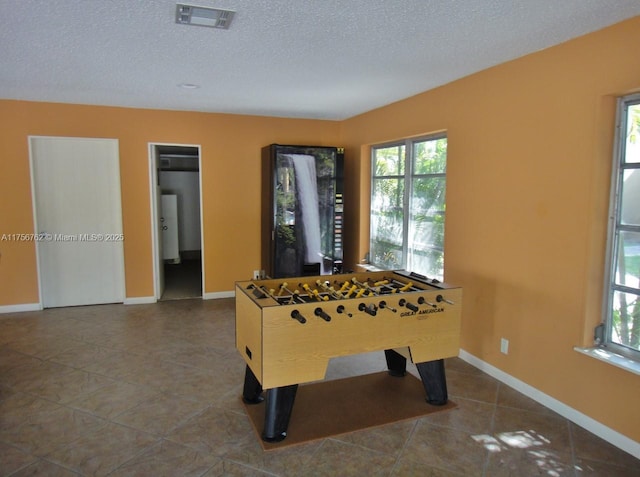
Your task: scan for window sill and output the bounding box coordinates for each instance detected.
[356,263,384,272]
[574,346,640,376]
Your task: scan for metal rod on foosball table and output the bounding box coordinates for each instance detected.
[351,277,377,297]
[301,283,329,302]
[371,279,398,295]
[288,291,306,305]
[316,280,345,300]
[384,277,420,293]
[342,283,359,299]
[337,280,351,294]
[262,286,302,305]
[275,282,306,305]
[260,286,279,299]
[436,294,455,305]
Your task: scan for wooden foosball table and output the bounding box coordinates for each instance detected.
[235,270,462,442]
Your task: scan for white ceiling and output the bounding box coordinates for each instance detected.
[1,1,639,120]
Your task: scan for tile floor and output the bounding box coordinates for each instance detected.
[0,298,638,476]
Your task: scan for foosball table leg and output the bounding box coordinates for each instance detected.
[242,365,264,404]
[384,349,407,377]
[262,384,299,442]
[415,359,448,405]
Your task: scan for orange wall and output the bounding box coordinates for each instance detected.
[340,16,640,442]
[0,103,339,302]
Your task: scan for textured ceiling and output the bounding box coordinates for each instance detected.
[1,1,639,120]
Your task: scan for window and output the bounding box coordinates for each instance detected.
[603,93,640,360]
[370,135,447,280]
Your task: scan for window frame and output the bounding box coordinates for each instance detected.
[369,133,447,279]
[602,92,640,361]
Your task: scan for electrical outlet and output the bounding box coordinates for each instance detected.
[500,338,509,355]
[253,270,260,280]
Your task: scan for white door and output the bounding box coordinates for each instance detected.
[161,194,180,262]
[30,137,125,308]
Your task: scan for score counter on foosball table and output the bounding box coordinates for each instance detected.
[235,270,462,442]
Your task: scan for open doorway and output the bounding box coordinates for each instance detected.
[149,144,204,301]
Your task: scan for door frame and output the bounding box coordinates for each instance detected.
[28,135,126,308]
[148,142,205,300]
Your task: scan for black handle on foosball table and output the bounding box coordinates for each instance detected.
[358,303,377,316]
[436,294,455,305]
[290,310,306,324]
[314,307,331,322]
[417,296,437,308]
[399,299,418,312]
[336,305,353,317]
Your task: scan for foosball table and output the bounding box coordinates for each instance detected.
[235,270,462,442]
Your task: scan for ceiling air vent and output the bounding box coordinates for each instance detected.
[175,4,235,29]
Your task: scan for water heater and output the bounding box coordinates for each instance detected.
[261,144,344,278]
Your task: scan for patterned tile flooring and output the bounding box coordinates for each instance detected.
[0,298,638,476]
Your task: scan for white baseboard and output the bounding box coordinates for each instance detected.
[0,303,42,314]
[458,349,640,459]
[1,294,233,311]
[203,290,235,300]
[123,296,156,305]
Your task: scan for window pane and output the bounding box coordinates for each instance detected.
[408,177,445,279]
[614,231,640,289]
[624,103,640,164]
[372,178,404,211]
[620,169,640,225]
[374,145,405,176]
[611,290,640,352]
[370,240,403,270]
[413,138,447,174]
[371,178,404,269]
[411,177,446,217]
[407,247,443,279]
